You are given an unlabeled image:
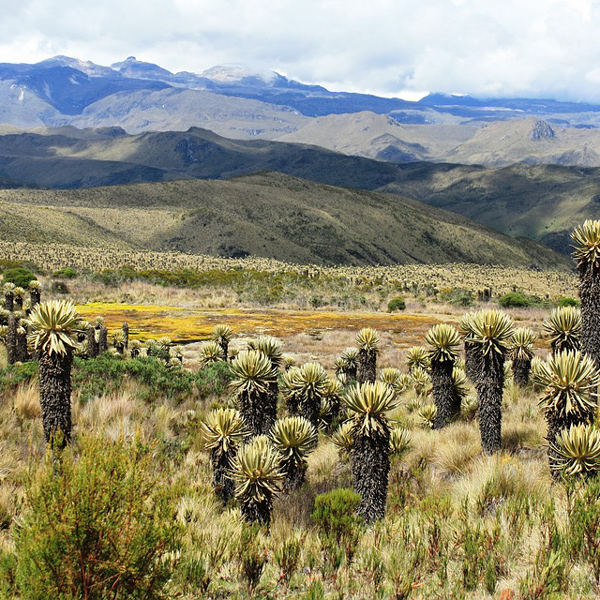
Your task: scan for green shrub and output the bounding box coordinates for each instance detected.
[195,361,233,399]
[440,288,474,307]
[499,292,532,308]
[13,433,181,600]
[0,362,39,394]
[557,296,579,308]
[73,355,197,404]
[312,489,362,568]
[52,267,79,279]
[1,267,36,288]
[387,297,406,312]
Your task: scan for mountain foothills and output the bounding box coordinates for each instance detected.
[0,125,596,258]
[0,172,570,269]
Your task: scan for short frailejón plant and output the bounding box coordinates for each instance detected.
[270,416,317,491]
[510,327,536,387]
[211,324,233,361]
[425,323,462,429]
[532,350,600,473]
[551,423,600,478]
[229,435,284,525]
[343,381,399,523]
[199,341,223,366]
[27,300,83,449]
[543,306,581,355]
[201,407,246,503]
[286,362,328,430]
[230,350,278,437]
[356,328,379,384]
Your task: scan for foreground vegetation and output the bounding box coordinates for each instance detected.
[0,224,597,598]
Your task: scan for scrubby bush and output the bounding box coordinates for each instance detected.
[52,267,79,279]
[1,267,36,288]
[387,297,406,312]
[557,296,579,307]
[12,433,181,600]
[312,489,362,567]
[439,288,474,307]
[499,292,532,308]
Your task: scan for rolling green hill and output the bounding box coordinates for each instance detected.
[0,172,571,269]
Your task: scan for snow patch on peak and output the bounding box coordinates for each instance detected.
[199,64,279,84]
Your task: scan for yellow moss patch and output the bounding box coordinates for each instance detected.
[76,302,440,343]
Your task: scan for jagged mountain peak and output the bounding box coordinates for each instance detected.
[530,119,556,141]
[35,56,118,78]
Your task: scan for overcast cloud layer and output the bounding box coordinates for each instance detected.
[2,0,600,101]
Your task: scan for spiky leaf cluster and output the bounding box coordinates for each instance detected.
[201,408,246,456]
[211,324,233,344]
[229,436,284,503]
[27,300,83,356]
[378,368,403,387]
[3,282,15,294]
[543,307,581,353]
[286,362,328,403]
[340,347,359,368]
[230,350,277,396]
[343,381,399,438]
[13,286,25,299]
[393,373,412,395]
[28,280,41,291]
[551,423,600,477]
[389,427,411,457]
[418,404,437,428]
[282,354,296,370]
[468,310,515,356]
[510,327,536,360]
[571,219,600,270]
[332,422,354,457]
[406,346,430,372]
[247,336,283,368]
[199,341,223,365]
[425,323,461,364]
[270,416,317,463]
[410,366,431,397]
[452,367,470,399]
[356,328,380,351]
[533,350,600,423]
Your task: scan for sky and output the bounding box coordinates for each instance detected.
[1,0,600,101]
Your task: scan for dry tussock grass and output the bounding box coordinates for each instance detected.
[12,381,40,421]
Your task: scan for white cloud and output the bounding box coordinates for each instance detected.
[1,0,600,100]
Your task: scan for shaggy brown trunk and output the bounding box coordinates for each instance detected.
[122,322,129,349]
[16,327,28,363]
[219,340,229,362]
[239,389,270,438]
[39,350,73,449]
[351,430,390,523]
[29,289,40,310]
[431,359,460,429]
[241,497,273,525]
[299,392,321,433]
[98,326,108,354]
[464,342,478,381]
[4,292,13,312]
[282,458,307,492]
[512,357,531,388]
[357,349,376,384]
[579,262,600,370]
[14,296,23,312]
[6,314,17,364]
[474,351,505,454]
[87,326,98,358]
[212,450,235,504]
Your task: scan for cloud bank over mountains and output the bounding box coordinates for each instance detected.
[1,0,600,100]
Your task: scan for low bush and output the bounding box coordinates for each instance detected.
[387,297,406,312]
[1,267,36,288]
[557,296,579,307]
[51,267,78,279]
[499,292,531,308]
[12,433,182,600]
